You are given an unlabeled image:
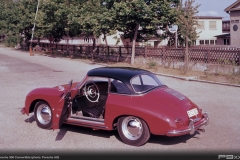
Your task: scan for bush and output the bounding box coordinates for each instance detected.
[147,60,158,69]
[3,34,23,47]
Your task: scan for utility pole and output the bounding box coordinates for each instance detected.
[30,0,40,56]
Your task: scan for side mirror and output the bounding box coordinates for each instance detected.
[68,79,73,87]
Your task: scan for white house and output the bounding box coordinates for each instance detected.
[97,31,168,47]
[39,30,168,47]
[195,16,223,45]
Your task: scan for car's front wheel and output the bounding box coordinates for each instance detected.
[34,101,52,129]
[117,116,150,146]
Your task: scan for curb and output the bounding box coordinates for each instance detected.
[154,72,240,88]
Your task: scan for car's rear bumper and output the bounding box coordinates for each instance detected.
[166,112,209,136]
[20,107,26,115]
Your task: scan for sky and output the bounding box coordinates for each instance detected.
[183,0,237,20]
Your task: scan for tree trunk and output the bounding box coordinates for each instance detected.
[185,36,189,74]
[66,32,69,54]
[104,34,108,46]
[131,24,139,65]
[93,38,96,49]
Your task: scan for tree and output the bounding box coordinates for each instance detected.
[0,0,22,46]
[35,0,84,43]
[112,0,179,65]
[78,0,117,46]
[176,0,200,74]
[0,1,9,35]
[18,0,40,43]
[0,0,40,46]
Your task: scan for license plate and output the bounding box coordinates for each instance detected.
[187,108,199,118]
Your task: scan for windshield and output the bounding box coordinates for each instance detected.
[76,76,88,89]
[131,74,164,93]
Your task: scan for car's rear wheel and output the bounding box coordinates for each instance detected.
[117,116,150,146]
[34,101,52,129]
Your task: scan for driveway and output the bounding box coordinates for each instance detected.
[0,47,239,155]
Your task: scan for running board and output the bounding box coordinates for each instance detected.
[65,117,107,129]
[70,115,104,123]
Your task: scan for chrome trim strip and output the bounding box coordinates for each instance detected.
[65,118,107,129]
[167,128,192,135]
[65,117,105,126]
[69,115,104,123]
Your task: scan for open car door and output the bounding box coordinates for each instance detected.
[51,77,88,130]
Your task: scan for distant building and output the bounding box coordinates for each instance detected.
[214,20,231,45]
[39,31,168,47]
[225,0,240,46]
[195,16,223,46]
[222,20,230,33]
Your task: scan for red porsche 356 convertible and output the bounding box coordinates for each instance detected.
[21,67,209,146]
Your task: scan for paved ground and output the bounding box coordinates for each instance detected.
[0,46,239,155]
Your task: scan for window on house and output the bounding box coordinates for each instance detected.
[198,21,205,29]
[205,40,209,45]
[224,39,226,45]
[210,40,215,45]
[224,39,230,45]
[209,21,217,29]
[199,40,204,45]
[231,20,239,24]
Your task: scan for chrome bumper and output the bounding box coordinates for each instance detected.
[167,112,209,136]
[20,107,26,115]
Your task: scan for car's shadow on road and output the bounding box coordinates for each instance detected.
[24,115,35,123]
[55,123,201,146]
[147,132,201,145]
[55,124,116,141]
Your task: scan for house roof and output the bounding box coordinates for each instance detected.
[214,33,230,38]
[225,0,240,12]
[223,20,230,22]
[195,16,222,19]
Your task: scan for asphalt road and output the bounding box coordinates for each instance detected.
[0,47,239,155]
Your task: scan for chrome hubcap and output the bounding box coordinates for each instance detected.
[36,104,51,125]
[122,116,143,140]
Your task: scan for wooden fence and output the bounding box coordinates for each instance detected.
[24,42,240,66]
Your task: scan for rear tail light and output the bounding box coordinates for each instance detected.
[175,118,184,125]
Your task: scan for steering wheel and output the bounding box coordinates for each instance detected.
[83,81,100,103]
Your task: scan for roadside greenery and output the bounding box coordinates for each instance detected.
[0,0,38,46]
[113,0,179,64]
[176,0,200,73]
[0,0,200,65]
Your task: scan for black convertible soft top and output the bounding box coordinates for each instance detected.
[87,67,162,95]
[87,67,151,83]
